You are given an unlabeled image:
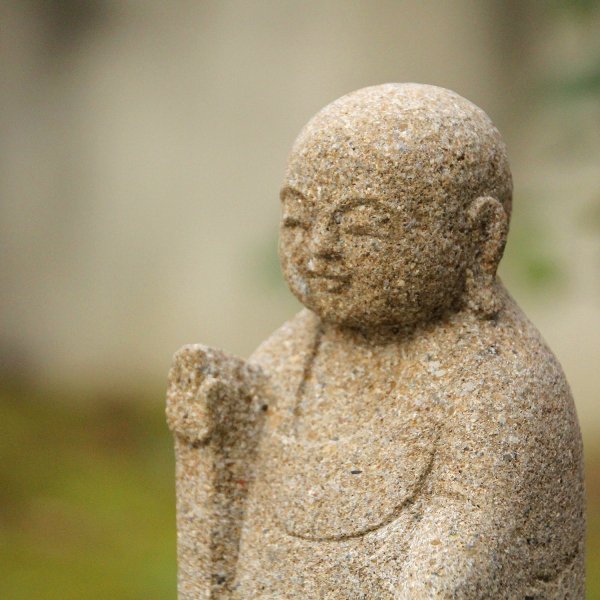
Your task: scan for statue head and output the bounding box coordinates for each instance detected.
[279,83,512,330]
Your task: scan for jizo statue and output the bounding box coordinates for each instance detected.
[166,84,585,599]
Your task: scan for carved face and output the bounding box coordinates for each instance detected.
[279,83,512,329]
[279,169,469,330]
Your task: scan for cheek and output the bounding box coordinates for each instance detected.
[340,237,385,262]
[401,234,467,308]
[279,228,307,266]
[341,238,401,286]
[279,229,310,295]
[422,235,466,279]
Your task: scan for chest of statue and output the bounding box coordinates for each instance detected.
[245,337,442,541]
[231,343,442,597]
[263,408,437,541]
[232,357,439,598]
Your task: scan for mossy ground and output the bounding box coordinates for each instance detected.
[0,387,176,600]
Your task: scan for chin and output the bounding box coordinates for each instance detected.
[301,295,382,329]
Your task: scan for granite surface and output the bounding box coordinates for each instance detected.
[167,83,585,598]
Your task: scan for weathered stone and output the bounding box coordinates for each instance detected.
[167,83,585,598]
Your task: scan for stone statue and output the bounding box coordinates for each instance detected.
[166,83,585,599]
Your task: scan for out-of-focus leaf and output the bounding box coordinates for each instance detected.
[549,0,600,18]
[501,207,565,295]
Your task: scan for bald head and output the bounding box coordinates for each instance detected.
[286,83,512,218]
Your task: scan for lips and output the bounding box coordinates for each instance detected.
[307,272,350,293]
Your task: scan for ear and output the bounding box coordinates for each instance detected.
[464,196,509,318]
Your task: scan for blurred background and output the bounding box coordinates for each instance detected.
[1,1,599,597]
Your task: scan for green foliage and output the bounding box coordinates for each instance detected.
[543,0,600,102]
[501,210,565,295]
[550,0,600,18]
[0,389,177,600]
[543,63,600,102]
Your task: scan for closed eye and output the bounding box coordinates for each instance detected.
[336,202,393,238]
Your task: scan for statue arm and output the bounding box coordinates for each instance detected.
[396,491,513,598]
[395,401,529,598]
[166,345,270,599]
[395,383,582,598]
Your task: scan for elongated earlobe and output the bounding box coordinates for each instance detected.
[464,196,509,318]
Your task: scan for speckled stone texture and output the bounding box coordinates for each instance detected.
[166,83,585,598]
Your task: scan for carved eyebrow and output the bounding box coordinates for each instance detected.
[336,196,388,210]
[279,189,389,210]
[279,185,307,202]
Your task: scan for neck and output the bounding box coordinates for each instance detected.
[319,309,471,347]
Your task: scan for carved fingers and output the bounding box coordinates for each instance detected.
[166,344,268,447]
[166,345,213,444]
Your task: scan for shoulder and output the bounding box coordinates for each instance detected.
[247,309,320,413]
[446,290,572,414]
[473,298,574,423]
[438,297,585,572]
[443,296,582,487]
[248,308,319,376]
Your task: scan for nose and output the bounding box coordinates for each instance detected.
[310,218,340,259]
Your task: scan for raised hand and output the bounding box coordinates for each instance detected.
[166,344,267,447]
